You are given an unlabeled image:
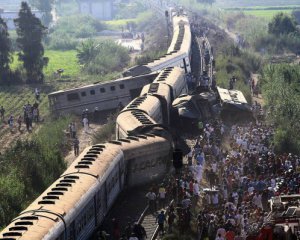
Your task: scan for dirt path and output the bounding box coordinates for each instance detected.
[65,123,103,166]
[251,73,264,106]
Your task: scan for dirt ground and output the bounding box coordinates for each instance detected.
[64,123,104,166]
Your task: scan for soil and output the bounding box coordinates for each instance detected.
[64,122,104,166]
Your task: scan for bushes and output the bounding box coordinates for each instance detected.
[77,39,130,75]
[135,50,166,65]
[48,15,106,50]
[0,116,70,227]
[114,2,147,19]
[261,64,300,154]
[48,32,78,50]
[254,33,300,54]
[92,113,116,144]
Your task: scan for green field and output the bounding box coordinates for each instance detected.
[225,5,300,19]
[105,18,138,30]
[11,50,80,78]
[243,9,293,19]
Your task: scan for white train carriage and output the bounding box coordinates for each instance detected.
[48,73,157,115]
[141,82,172,124]
[153,67,188,100]
[121,95,163,124]
[116,110,159,139]
[123,14,192,77]
[110,134,172,187]
[0,144,125,240]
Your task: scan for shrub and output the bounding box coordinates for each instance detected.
[0,116,70,227]
[77,39,130,75]
[48,32,78,50]
[47,15,106,50]
[92,113,117,144]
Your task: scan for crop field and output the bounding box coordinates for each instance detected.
[11,50,80,79]
[225,6,300,19]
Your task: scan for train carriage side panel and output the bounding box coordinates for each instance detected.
[154,67,187,101]
[48,73,157,116]
[113,135,172,186]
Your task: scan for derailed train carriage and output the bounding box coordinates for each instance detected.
[0,8,191,240]
[48,73,158,116]
[0,132,172,240]
[48,13,192,117]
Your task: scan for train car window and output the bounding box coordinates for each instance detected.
[81,92,86,97]
[119,84,125,89]
[100,88,106,93]
[110,86,116,91]
[67,93,80,101]
[90,89,95,95]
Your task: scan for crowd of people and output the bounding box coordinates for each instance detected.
[195,119,300,240]
[0,101,41,133]
[104,114,300,240]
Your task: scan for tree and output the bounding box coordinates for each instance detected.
[29,0,54,27]
[292,10,300,24]
[14,2,48,83]
[262,64,300,153]
[268,12,297,35]
[0,17,12,83]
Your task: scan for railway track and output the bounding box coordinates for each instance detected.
[94,183,173,240]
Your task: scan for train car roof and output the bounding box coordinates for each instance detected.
[123,14,191,77]
[168,15,190,53]
[121,94,161,114]
[217,87,248,105]
[111,135,171,160]
[0,144,123,240]
[154,66,185,86]
[62,144,123,177]
[141,82,171,99]
[116,110,157,135]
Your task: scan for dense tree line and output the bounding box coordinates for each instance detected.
[0,2,47,85]
[261,64,300,154]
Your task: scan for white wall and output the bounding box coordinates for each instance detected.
[79,0,113,20]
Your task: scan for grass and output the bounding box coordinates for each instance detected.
[11,50,80,78]
[225,5,300,19]
[243,9,293,19]
[44,50,80,77]
[105,18,137,30]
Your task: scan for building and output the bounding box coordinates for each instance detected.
[78,0,113,20]
[0,8,43,30]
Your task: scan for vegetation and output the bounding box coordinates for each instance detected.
[114,1,147,19]
[76,39,130,75]
[92,113,117,144]
[268,12,297,35]
[14,2,48,83]
[0,116,70,227]
[47,15,106,50]
[29,0,53,27]
[292,10,300,23]
[215,44,261,103]
[261,64,300,154]
[0,17,12,84]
